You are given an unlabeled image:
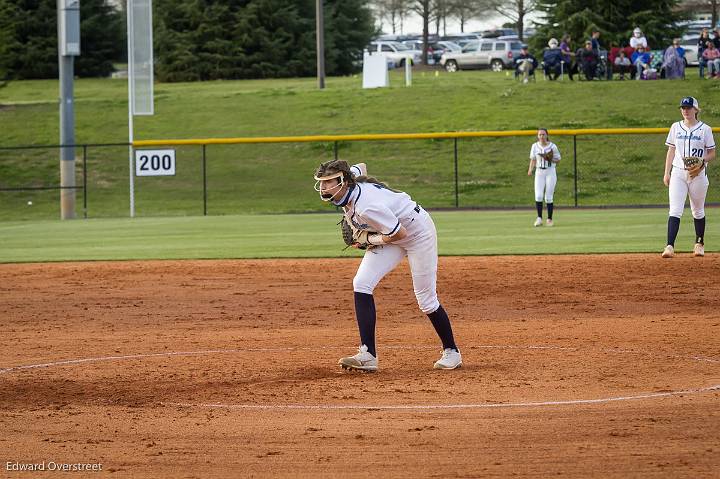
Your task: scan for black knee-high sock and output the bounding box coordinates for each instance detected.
[667,216,681,246]
[547,202,554,220]
[427,304,458,351]
[354,292,376,357]
[694,217,706,244]
[535,201,543,218]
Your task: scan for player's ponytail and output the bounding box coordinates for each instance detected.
[355,175,401,193]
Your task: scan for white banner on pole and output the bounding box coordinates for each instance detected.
[129,0,154,116]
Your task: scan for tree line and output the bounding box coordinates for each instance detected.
[373,1,540,40]
[0,0,700,83]
[530,0,686,53]
[0,0,375,82]
[0,0,124,80]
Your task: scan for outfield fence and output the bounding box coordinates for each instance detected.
[1,128,718,220]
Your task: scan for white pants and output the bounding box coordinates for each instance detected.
[668,167,709,218]
[353,211,440,314]
[535,168,557,202]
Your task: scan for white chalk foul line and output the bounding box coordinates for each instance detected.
[1,345,718,376]
[0,345,574,375]
[1,345,719,410]
[166,384,720,410]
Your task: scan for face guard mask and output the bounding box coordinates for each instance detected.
[314,171,345,202]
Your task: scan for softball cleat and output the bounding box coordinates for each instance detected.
[533,217,542,227]
[693,243,705,257]
[661,245,675,258]
[433,348,462,370]
[339,345,378,372]
[546,219,554,227]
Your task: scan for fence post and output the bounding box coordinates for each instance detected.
[573,135,578,207]
[202,144,208,216]
[454,137,459,208]
[82,145,87,218]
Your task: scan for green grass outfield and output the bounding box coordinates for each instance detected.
[1,208,714,263]
[2,70,720,219]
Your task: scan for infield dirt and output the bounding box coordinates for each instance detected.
[1,255,719,478]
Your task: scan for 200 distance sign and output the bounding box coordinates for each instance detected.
[135,149,176,176]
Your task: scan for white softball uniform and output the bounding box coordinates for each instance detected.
[530,141,561,202]
[665,121,715,218]
[343,182,440,314]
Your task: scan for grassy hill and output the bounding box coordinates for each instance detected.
[1,69,719,220]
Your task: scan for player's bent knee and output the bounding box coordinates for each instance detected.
[415,292,440,314]
[418,299,440,314]
[353,277,375,295]
[692,209,705,220]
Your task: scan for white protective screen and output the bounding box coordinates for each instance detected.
[130,0,154,115]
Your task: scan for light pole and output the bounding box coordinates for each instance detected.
[316,0,325,89]
[57,0,81,219]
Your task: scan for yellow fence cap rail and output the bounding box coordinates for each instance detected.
[132,127,678,147]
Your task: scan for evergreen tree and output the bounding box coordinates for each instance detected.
[324,0,377,76]
[76,0,125,77]
[0,0,124,80]
[530,0,686,52]
[154,0,375,81]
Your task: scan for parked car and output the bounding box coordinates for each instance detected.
[402,40,462,64]
[440,39,524,72]
[679,36,699,66]
[366,41,422,67]
[480,28,517,39]
[441,34,482,47]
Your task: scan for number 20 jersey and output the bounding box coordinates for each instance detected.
[665,121,715,169]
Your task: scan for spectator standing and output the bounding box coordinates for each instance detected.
[591,30,601,52]
[663,39,685,79]
[698,29,711,76]
[560,34,577,80]
[698,28,711,55]
[632,45,651,79]
[630,27,648,50]
[579,40,599,79]
[702,42,720,77]
[713,29,720,49]
[515,45,538,83]
[614,50,632,79]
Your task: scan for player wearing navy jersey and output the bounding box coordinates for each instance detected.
[528,128,561,226]
[314,160,462,372]
[662,96,716,258]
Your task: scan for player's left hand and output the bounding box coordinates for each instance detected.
[663,173,670,187]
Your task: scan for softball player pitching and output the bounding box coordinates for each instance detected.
[313,160,461,372]
[662,96,715,258]
[528,128,561,226]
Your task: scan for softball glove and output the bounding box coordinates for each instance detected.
[683,156,705,178]
[339,217,376,250]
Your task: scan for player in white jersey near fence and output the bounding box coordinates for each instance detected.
[528,128,561,226]
[313,159,462,372]
[662,96,715,258]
